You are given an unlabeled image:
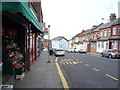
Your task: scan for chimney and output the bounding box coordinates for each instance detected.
[109,13,116,21]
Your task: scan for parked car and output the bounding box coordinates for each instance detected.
[74,48,79,53]
[54,49,65,56]
[101,49,120,59]
[79,49,86,53]
[67,48,74,52]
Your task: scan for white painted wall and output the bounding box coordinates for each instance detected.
[51,38,68,50]
[51,40,59,49]
[59,38,68,50]
[97,41,109,53]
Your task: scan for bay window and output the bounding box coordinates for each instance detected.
[118,27,120,35]
[108,30,111,37]
[112,27,116,35]
[104,30,107,37]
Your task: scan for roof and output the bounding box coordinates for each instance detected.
[111,18,120,26]
[52,36,68,41]
[92,23,105,32]
[99,19,118,30]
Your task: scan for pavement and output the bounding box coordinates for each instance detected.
[13,51,63,89]
[87,52,101,56]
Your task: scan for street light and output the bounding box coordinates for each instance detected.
[47,25,51,63]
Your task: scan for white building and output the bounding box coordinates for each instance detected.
[68,39,72,48]
[51,36,68,50]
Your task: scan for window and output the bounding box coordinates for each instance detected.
[100,31,102,37]
[113,41,118,49]
[108,30,111,37]
[92,35,94,39]
[98,42,100,48]
[118,27,120,35]
[94,34,96,39]
[102,41,104,48]
[112,27,116,35]
[104,30,107,37]
[119,41,120,50]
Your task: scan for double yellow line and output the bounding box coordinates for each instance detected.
[55,57,69,90]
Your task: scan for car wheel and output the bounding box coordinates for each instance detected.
[108,54,112,58]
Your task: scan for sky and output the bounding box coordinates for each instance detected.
[41,0,120,40]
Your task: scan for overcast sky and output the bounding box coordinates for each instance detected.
[41,0,119,40]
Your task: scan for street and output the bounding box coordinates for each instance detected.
[58,52,119,88]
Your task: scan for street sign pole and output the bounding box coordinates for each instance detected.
[47,25,51,63]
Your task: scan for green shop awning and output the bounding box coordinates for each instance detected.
[1,0,43,32]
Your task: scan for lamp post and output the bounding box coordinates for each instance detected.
[47,25,51,63]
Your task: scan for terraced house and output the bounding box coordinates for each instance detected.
[70,13,120,54]
[109,18,120,53]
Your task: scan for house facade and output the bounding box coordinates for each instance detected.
[97,15,117,53]
[51,36,69,50]
[90,24,103,53]
[109,18,120,53]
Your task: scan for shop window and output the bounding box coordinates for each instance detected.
[112,27,116,35]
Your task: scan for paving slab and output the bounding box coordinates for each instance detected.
[13,51,63,88]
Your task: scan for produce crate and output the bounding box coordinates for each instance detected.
[15,65,24,75]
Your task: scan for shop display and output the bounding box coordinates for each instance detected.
[2,27,25,80]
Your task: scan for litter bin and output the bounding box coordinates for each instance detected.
[49,49,53,55]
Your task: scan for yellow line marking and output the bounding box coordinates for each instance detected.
[105,74,119,81]
[93,68,100,72]
[64,59,66,61]
[76,59,78,60]
[75,61,79,64]
[79,61,83,63]
[73,62,76,64]
[55,57,69,89]
[66,62,69,65]
[69,62,72,64]
[68,59,70,61]
[73,62,77,64]
[84,64,89,66]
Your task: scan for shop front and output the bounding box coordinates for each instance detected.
[2,16,26,84]
[2,1,43,85]
[30,33,36,64]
